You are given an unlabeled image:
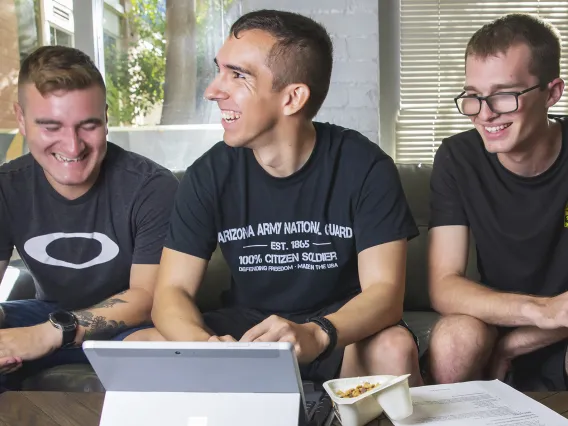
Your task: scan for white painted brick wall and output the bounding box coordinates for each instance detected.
[241,0,379,142]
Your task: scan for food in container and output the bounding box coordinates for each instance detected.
[323,374,413,426]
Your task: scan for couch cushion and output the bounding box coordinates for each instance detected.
[397,163,480,311]
[397,164,432,311]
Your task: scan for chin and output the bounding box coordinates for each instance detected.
[223,138,243,148]
[52,177,91,187]
[223,133,251,148]
[481,139,517,154]
[48,167,96,187]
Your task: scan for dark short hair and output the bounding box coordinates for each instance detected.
[465,13,561,87]
[230,9,333,118]
[18,45,106,103]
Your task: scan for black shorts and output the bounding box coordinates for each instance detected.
[498,327,568,391]
[202,299,419,383]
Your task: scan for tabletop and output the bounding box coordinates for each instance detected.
[1,391,567,425]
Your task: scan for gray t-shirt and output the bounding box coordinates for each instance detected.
[0,142,178,310]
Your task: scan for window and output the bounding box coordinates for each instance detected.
[1,0,38,160]
[396,1,568,163]
[49,25,73,47]
[44,0,74,45]
[101,0,241,170]
[14,0,42,63]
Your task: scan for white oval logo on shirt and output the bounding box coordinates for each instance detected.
[23,232,119,270]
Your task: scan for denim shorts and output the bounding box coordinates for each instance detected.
[0,299,148,391]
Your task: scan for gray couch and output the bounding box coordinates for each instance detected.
[5,163,479,391]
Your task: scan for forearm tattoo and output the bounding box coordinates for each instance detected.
[90,297,127,309]
[74,294,129,340]
[75,311,129,340]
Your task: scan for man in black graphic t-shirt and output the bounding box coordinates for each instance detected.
[151,10,424,386]
[427,14,568,390]
[0,46,177,390]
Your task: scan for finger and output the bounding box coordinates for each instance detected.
[0,360,22,375]
[277,334,303,358]
[0,362,22,375]
[0,357,20,367]
[253,328,286,343]
[8,364,23,374]
[240,319,272,342]
[218,335,237,342]
[208,335,222,342]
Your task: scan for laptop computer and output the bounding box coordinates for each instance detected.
[83,340,334,426]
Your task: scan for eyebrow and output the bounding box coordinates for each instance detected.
[463,83,524,92]
[213,58,256,78]
[35,118,103,127]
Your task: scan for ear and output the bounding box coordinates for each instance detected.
[105,103,109,135]
[545,77,564,109]
[13,102,26,137]
[282,84,311,116]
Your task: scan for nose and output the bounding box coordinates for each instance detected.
[60,128,83,157]
[204,74,229,102]
[476,99,499,122]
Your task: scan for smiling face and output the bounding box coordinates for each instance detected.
[463,43,560,154]
[204,29,288,148]
[15,84,108,199]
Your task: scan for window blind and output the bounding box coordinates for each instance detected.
[396,1,568,163]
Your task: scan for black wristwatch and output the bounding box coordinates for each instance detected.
[48,310,78,348]
[307,316,338,360]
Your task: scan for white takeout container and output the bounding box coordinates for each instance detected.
[322,374,413,426]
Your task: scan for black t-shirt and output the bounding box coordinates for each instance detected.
[430,116,568,297]
[166,122,418,314]
[0,142,179,310]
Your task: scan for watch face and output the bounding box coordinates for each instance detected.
[51,311,76,327]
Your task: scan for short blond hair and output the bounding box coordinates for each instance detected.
[18,45,105,103]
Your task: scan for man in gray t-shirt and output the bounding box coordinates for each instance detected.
[0,46,178,390]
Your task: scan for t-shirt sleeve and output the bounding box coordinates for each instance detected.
[164,165,218,260]
[354,157,419,253]
[429,140,468,228]
[131,171,179,265]
[0,190,13,261]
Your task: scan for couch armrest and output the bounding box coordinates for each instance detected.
[0,264,36,302]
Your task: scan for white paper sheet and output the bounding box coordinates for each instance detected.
[390,379,568,425]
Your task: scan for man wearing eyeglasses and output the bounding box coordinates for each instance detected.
[427,13,568,391]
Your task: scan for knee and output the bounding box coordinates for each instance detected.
[123,327,166,342]
[430,314,495,356]
[365,325,418,365]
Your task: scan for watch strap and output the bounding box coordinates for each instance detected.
[49,311,78,348]
[307,316,337,360]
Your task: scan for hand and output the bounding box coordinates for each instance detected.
[486,338,514,381]
[240,315,330,363]
[208,335,237,342]
[0,322,62,363]
[530,292,568,329]
[0,356,23,375]
[487,350,512,381]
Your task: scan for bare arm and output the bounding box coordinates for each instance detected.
[325,239,407,348]
[151,248,210,341]
[498,326,568,359]
[429,225,546,327]
[69,263,157,343]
